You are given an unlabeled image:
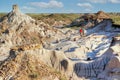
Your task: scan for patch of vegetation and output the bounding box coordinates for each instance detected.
[27,13,49,20]
[54,70,67,80]
[29,73,38,79]
[60,77,67,80]
[109,13,120,25]
[0,13,6,18]
[1,12,120,26]
[27,13,82,28]
[31,37,38,43]
[27,13,80,21]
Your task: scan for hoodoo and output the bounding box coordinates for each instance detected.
[12,4,19,12]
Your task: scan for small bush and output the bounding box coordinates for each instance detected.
[29,73,38,78]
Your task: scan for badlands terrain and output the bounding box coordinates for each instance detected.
[0,5,120,80]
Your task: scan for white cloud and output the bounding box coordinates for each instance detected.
[29,0,63,9]
[86,0,107,3]
[21,6,35,13]
[77,3,93,8]
[22,6,35,11]
[109,0,120,3]
[86,0,120,3]
[77,3,93,12]
[85,8,92,12]
[65,9,75,13]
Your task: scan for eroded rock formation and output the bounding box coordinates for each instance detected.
[0,5,120,80]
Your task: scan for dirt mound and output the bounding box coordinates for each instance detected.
[96,11,110,19]
[69,11,110,29]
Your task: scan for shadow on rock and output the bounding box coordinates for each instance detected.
[60,59,68,71]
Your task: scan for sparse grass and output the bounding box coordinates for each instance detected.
[1,12,120,26]
[54,71,67,80]
[110,14,120,25]
[60,77,67,80]
[0,13,6,18]
[28,13,120,26]
[29,73,38,79]
[27,13,80,21]
[31,37,38,43]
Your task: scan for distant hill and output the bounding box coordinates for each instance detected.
[0,12,120,26]
[67,11,120,29]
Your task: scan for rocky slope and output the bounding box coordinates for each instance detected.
[0,51,67,80]
[0,4,66,54]
[0,5,67,80]
[0,5,120,80]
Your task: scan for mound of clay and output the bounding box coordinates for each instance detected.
[96,11,110,19]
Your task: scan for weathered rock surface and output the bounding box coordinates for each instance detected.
[0,51,67,80]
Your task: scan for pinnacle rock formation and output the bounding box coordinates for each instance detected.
[0,5,64,47]
[0,4,65,63]
[0,5,67,80]
[2,5,35,25]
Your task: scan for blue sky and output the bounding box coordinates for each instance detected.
[0,0,120,13]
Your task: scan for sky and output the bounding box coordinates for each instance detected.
[0,0,120,13]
